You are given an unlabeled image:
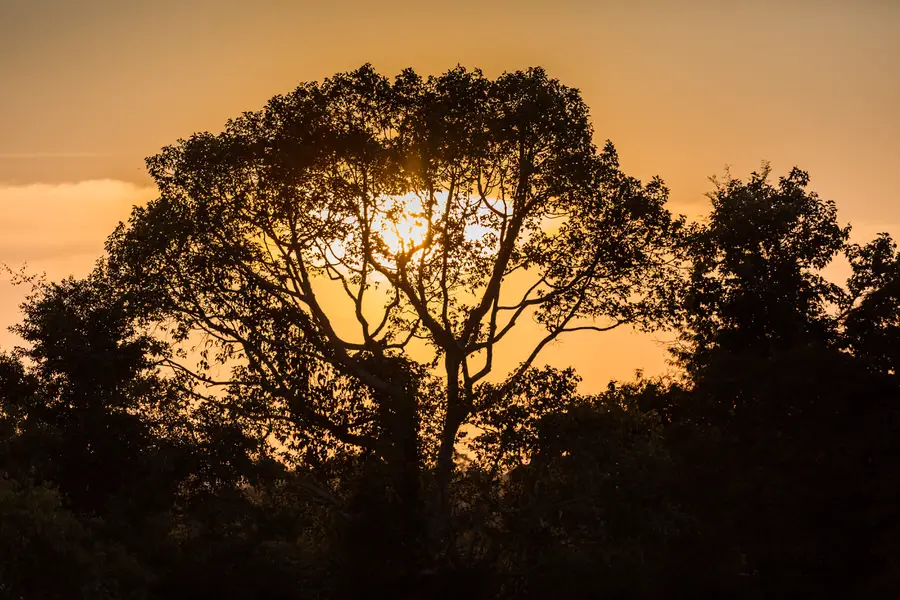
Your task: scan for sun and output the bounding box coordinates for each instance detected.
[377,192,434,255]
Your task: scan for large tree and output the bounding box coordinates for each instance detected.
[105,65,682,526]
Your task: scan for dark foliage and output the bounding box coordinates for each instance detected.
[1,66,898,598]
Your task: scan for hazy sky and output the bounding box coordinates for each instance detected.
[1,0,898,390]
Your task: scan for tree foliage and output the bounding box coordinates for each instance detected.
[678,164,848,371]
[103,65,684,542]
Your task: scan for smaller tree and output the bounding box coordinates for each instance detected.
[670,165,900,596]
[468,373,692,599]
[842,233,900,374]
[677,164,849,373]
[0,270,190,517]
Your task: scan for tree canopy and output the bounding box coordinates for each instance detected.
[105,64,683,491]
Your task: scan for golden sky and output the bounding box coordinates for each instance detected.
[1,0,898,390]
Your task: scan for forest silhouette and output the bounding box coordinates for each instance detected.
[1,65,898,599]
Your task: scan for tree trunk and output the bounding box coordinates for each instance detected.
[371,357,427,585]
[427,352,470,579]
[436,353,463,503]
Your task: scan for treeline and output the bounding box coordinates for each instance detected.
[2,65,900,598]
[1,165,896,599]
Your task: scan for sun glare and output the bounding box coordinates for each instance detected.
[373,191,494,256]
[377,192,432,254]
[310,191,496,270]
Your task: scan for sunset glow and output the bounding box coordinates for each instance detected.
[1,0,897,390]
[2,3,899,596]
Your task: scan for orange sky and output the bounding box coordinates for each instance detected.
[1,0,898,390]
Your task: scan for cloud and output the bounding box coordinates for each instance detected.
[0,179,155,268]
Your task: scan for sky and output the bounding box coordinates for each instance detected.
[1,0,898,391]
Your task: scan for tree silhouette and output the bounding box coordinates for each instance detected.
[677,164,848,373]
[485,380,687,599]
[104,64,684,557]
[668,165,900,596]
[0,272,191,517]
[842,233,900,374]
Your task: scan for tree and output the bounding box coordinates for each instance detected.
[104,65,683,558]
[0,270,341,598]
[0,271,192,518]
[474,376,692,599]
[677,164,848,373]
[842,233,900,375]
[670,166,900,596]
